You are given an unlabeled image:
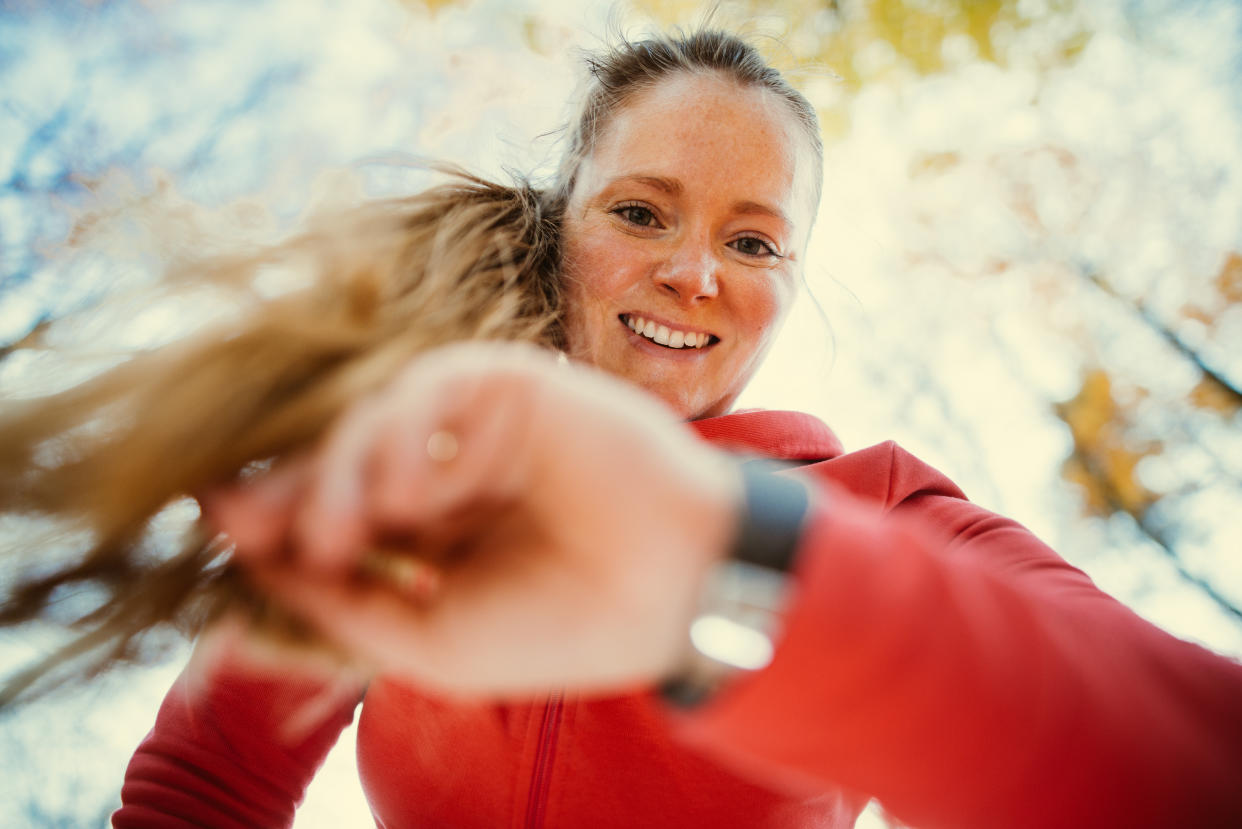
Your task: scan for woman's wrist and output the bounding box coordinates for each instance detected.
[661,462,811,708]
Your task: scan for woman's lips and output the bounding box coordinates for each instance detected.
[619,314,717,349]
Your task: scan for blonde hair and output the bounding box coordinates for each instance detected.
[0,171,561,705]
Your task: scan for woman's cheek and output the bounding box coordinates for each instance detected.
[743,280,789,340]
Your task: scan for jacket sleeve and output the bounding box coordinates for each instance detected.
[112,646,359,829]
[677,443,1242,829]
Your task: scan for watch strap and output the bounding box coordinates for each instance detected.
[732,459,810,572]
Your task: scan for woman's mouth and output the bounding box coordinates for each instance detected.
[620,314,717,349]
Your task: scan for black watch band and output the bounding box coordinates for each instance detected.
[731,459,810,572]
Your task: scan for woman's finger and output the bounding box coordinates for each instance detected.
[293,397,383,573]
[246,562,443,682]
[364,374,460,531]
[199,456,311,562]
[367,367,535,534]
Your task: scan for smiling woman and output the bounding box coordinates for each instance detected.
[562,72,814,418]
[2,21,1242,829]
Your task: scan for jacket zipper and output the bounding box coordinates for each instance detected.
[523,691,564,829]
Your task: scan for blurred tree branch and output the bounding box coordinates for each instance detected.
[1066,443,1242,623]
[1077,263,1242,408]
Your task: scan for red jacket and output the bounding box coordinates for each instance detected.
[115,410,1242,828]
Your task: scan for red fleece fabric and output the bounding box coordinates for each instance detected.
[114,410,1242,828]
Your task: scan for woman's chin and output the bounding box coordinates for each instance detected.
[645,384,735,422]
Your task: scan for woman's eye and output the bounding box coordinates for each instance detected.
[614,204,658,227]
[731,236,779,258]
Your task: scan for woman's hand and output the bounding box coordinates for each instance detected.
[207,342,741,697]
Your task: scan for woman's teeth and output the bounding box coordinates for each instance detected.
[624,315,710,349]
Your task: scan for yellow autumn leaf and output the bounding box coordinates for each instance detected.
[1215,251,1242,304]
[1189,377,1242,416]
[1056,369,1161,518]
[1061,454,1110,516]
[397,0,461,16]
[909,151,961,177]
[1056,369,1114,447]
[1102,444,1158,514]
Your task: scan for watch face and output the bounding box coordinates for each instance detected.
[689,612,775,671]
[661,559,790,709]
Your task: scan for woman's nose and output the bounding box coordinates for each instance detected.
[653,240,720,303]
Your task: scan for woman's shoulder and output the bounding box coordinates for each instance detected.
[806,441,969,512]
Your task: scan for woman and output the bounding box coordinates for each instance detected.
[3,29,1239,829]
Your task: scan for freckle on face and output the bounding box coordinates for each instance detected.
[561,73,814,420]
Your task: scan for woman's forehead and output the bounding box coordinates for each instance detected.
[603,73,800,157]
[579,73,818,234]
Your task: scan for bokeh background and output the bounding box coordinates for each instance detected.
[2,0,1239,825]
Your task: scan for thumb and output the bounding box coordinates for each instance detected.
[199,457,310,562]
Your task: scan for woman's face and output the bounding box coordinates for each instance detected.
[562,72,817,420]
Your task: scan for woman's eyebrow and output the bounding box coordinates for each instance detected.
[606,174,683,195]
[733,200,791,231]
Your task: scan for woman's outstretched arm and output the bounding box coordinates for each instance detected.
[677,445,1242,828]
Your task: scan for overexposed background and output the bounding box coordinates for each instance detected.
[2,0,1239,825]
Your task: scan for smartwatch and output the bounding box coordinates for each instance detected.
[661,459,810,708]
